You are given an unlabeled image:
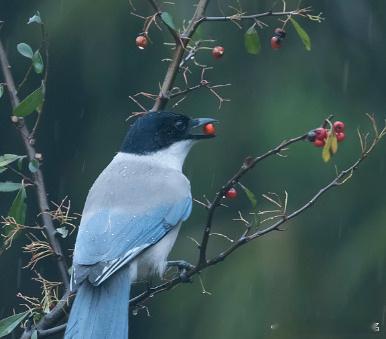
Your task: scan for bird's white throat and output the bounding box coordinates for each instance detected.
[117,140,195,171]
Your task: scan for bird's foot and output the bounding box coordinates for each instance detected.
[167,260,195,283]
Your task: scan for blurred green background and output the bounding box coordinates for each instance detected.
[1,0,386,338]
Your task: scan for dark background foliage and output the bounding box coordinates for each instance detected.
[0,0,385,338]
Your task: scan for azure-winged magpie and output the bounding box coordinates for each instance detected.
[65,111,216,339]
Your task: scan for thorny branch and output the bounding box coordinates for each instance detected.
[0,41,70,287]
[148,2,319,112]
[129,115,385,307]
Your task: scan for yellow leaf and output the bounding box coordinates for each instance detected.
[331,134,338,154]
[322,142,331,162]
[322,132,333,162]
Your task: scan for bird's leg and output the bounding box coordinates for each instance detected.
[167,260,195,283]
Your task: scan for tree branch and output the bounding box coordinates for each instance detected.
[130,120,385,306]
[145,0,180,43]
[149,4,318,112]
[198,133,307,264]
[0,40,70,291]
[150,0,210,111]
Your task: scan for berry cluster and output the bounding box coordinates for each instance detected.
[271,28,286,49]
[307,121,346,147]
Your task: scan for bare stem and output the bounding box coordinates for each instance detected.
[201,9,308,22]
[198,133,307,264]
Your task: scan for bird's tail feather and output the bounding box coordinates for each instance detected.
[65,267,131,339]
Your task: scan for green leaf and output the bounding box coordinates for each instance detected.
[32,50,44,74]
[28,11,42,25]
[28,159,39,173]
[0,84,4,98]
[0,311,29,338]
[0,182,23,192]
[290,17,311,51]
[17,43,34,59]
[8,186,27,224]
[239,183,257,209]
[13,85,43,117]
[0,154,25,168]
[244,26,261,55]
[161,12,176,31]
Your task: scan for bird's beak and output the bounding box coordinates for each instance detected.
[189,118,218,139]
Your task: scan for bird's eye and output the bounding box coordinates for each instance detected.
[174,120,186,131]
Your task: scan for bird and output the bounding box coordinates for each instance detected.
[64,111,217,339]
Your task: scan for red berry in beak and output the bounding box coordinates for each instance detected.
[225,187,237,199]
[203,123,216,135]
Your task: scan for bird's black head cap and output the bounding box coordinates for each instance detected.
[120,111,216,155]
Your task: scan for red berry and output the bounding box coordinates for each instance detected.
[314,139,325,147]
[203,123,216,135]
[212,46,224,59]
[270,36,281,49]
[274,28,286,39]
[314,128,328,140]
[333,121,345,133]
[336,132,345,142]
[225,187,237,199]
[136,35,148,49]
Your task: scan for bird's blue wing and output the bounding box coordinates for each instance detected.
[72,196,192,287]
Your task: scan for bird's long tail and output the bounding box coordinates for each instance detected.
[64,267,131,339]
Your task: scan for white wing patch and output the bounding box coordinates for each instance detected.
[91,244,149,286]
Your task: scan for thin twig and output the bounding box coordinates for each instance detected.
[201,9,311,22]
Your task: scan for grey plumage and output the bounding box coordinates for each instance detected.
[65,143,193,339]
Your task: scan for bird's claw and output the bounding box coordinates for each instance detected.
[167,260,194,283]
